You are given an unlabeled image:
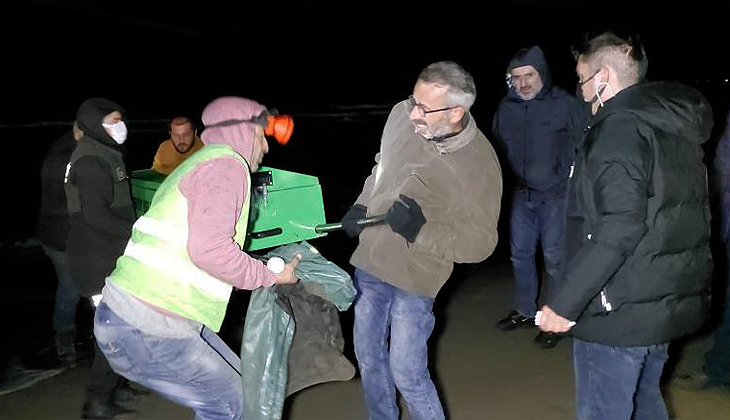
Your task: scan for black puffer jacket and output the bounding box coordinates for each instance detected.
[549,81,714,346]
[65,98,136,296]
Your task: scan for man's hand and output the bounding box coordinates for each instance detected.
[386,194,426,243]
[537,305,574,333]
[341,204,368,237]
[273,254,302,284]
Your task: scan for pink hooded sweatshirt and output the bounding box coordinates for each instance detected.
[178,96,276,290]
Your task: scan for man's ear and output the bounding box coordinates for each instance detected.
[451,107,466,123]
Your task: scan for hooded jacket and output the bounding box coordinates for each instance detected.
[101,96,277,336]
[350,100,502,298]
[65,98,135,296]
[37,129,77,251]
[492,46,589,201]
[548,81,713,346]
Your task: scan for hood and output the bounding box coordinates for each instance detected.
[507,46,550,84]
[75,98,125,150]
[506,46,552,100]
[596,81,713,145]
[200,96,266,165]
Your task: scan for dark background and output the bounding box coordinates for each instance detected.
[2,0,730,370]
[4,0,730,238]
[3,0,730,246]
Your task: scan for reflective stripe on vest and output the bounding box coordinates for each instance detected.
[109,144,250,332]
[124,240,231,300]
[133,215,188,244]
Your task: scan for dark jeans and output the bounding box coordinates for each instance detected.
[573,338,669,420]
[87,339,128,404]
[352,269,444,420]
[41,244,81,335]
[509,194,565,317]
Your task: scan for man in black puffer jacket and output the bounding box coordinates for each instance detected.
[538,31,713,420]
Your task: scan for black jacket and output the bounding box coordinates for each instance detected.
[492,46,589,201]
[37,129,76,251]
[65,98,135,296]
[549,81,714,346]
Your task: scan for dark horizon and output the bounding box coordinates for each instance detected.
[4,0,730,246]
[3,1,730,122]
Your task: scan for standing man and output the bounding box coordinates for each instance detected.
[341,61,502,420]
[538,31,713,420]
[65,98,141,419]
[93,96,300,420]
[674,109,730,391]
[492,45,589,349]
[151,115,204,175]
[36,121,83,366]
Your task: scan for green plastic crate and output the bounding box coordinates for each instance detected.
[130,166,328,251]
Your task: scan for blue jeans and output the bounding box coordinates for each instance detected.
[94,302,242,420]
[353,269,445,420]
[41,244,80,335]
[573,338,669,420]
[509,195,565,317]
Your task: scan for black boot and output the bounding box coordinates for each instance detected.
[496,310,535,331]
[533,331,564,349]
[81,401,137,419]
[55,330,76,365]
[112,382,150,404]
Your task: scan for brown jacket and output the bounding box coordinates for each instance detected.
[350,101,502,297]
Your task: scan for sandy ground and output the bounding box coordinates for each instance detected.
[1,260,729,420]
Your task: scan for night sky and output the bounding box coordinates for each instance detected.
[3,0,730,244]
[4,1,730,121]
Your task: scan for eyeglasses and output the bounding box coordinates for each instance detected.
[578,69,601,86]
[407,95,458,116]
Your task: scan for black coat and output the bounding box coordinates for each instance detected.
[492,46,590,201]
[37,129,76,251]
[65,98,135,296]
[549,81,714,346]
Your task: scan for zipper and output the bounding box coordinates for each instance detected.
[587,232,613,312]
[600,289,613,311]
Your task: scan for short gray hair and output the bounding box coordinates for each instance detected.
[418,61,477,111]
[571,31,648,86]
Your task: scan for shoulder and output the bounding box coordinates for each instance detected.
[589,113,649,161]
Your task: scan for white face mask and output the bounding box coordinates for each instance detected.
[102,121,128,144]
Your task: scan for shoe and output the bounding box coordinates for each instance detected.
[674,372,711,390]
[81,401,137,419]
[113,383,150,404]
[496,310,535,331]
[55,331,77,364]
[533,331,563,349]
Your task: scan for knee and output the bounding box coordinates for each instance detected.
[510,247,535,265]
[391,361,426,392]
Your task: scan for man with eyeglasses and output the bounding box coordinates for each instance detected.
[492,46,589,349]
[339,61,502,420]
[538,31,713,420]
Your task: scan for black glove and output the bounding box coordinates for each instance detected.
[341,204,368,237]
[386,194,426,243]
